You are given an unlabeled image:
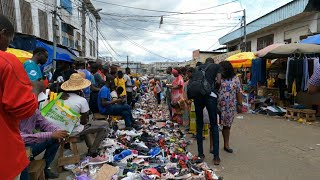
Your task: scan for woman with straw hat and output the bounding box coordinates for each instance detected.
[61,73,108,157]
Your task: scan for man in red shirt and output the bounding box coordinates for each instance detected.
[0,15,42,180]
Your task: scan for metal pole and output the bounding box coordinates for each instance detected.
[96,19,99,60]
[52,0,57,70]
[127,55,129,68]
[243,9,247,52]
[81,2,86,57]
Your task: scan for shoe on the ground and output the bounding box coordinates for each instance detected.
[45,170,59,179]
[173,170,191,179]
[88,155,109,165]
[189,163,203,175]
[224,147,233,153]
[213,157,221,165]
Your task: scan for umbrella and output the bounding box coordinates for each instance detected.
[255,43,320,58]
[255,43,284,58]
[301,34,320,45]
[6,48,32,63]
[226,52,256,68]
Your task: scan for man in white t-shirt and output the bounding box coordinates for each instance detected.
[124,68,134,106]
[61,73,108,157]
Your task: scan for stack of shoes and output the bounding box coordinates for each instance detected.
[65,92,222,180]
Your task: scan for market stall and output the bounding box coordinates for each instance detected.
[251,43,320,118]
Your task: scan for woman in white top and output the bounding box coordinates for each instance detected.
[61,73,108,157]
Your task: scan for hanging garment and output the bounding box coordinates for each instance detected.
[308,58,314,77]
[286,57,293,86]
[313,57,320,74]
[301,57,309,91]
[292,80,297,97]
[250,58,267,86]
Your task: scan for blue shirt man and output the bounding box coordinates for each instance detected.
[98,85,111,114]
[23,47,48,81]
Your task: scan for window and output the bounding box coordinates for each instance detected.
[240,41,251,52]
[284,39,291,44]
[93,40,96,57]
[61,22,74,36]
[0,0,17,30]
[257,34,274,50]
[20,0,33,34]
[89,18,94,32]
[300,35,308,41]
[60,0,72,14]
[62,36,69,46]
[89,39,93,56]
[69,39,75,48]
[38,9,48,39]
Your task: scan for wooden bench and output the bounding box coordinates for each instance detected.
[29,160,45,180]
[285,108,316,122]
[57,136,80,172]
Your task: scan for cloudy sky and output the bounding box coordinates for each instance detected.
[92,0,293,63]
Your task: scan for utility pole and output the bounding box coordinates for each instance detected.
[52,0,58,70]
[81,2,86,57]
[243,9,247,52]
[127,55,129,68]
[96,19,99,60]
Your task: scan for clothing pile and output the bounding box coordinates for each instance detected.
[66,93,222,180]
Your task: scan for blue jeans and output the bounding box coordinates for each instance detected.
[21,139,60,180]
[194,96,219,159]
[105,104,134,127]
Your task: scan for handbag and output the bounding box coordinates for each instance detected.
[41,93,80,134]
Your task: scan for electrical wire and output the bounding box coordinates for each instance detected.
[100,19,176,61]
[91,0,238,15]
[206,21,241,50]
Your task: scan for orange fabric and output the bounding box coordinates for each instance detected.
[0,51,38,180]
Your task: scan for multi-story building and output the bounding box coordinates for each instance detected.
[114,61,142,74]
[2,0,100,59]
[219,0,320,52]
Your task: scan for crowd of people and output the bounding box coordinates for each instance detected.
[149,57,243,166]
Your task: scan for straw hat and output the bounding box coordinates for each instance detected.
[61,73,91,91]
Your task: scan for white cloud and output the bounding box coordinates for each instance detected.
[94,0,292,63]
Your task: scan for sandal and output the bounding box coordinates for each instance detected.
[224,147,233,153]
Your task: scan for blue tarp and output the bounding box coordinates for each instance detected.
[301,34,320,45]
[36,40,77,72]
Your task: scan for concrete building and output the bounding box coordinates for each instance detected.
[2,0,100,59]
[115,61,142,74]
[153,61,186,73]
[191,49,224,66]
[219,0,320,52]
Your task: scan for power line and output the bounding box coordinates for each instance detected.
[106,16,237,35]
[100,19,176,61]
[206,21,241,50]
[92,0,237,15]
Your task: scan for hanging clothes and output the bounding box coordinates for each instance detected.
[250,58,267,86]
[301,57,309,91]
[286,57,293,86]
[313,57,320,74]
[287,58,304,93]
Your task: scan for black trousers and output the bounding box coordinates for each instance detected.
[156,93,161,104]
[127,91,133,106]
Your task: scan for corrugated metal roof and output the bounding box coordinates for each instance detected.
[219,0,310,45]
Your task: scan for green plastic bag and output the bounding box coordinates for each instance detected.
[41,93,80,134]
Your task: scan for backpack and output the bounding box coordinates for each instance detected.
[187,64,212,99]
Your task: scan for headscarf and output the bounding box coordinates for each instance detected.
[172,69,179,76]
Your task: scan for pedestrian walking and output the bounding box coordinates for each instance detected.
[191,58,222,165]
[170,68,184,125]
[218,61,242,153]
[165,67,175,118]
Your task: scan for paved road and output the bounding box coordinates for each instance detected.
[187,114,320,180]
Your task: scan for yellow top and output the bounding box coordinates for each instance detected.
[114,77,127,96]
[135,80,140,88]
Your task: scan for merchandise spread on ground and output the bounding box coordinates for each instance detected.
[65,93,223,180]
